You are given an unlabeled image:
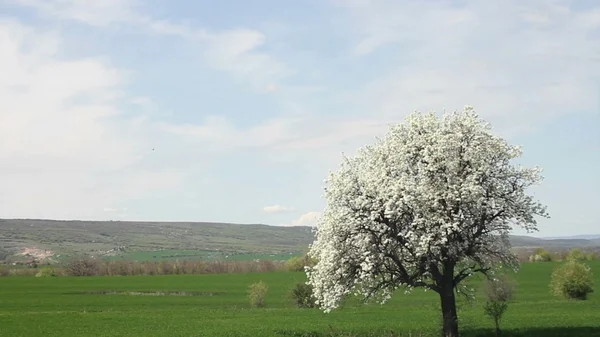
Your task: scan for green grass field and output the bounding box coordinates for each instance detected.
[0,261,598,337]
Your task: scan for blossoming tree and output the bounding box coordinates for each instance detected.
[306,107,548,337]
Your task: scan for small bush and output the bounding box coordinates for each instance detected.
[566,248,586,262]
[64,257,100,276]
[285,254,318,272]
[483,275,514,336]
[585,252,597,261]
[248,281,268,308]
[285,256,305,272]
[529,248,552,262]
[0,267,10,277]
[290,283,316,308]
[10,268,38,276]
[35,266,56,277]
[550,260,594,300]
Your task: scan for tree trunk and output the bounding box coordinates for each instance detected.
[439,284,459,337]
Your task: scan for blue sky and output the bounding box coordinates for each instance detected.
[0,0,598,237]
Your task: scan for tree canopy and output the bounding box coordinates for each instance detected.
[306,107,548,337]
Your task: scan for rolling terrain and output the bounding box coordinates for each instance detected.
[0,218,598,262]
[0,219,313,262]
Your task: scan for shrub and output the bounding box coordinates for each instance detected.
[529,248,552,262]
[258,260,279,273]
[285,256,305,272]
[35,266,56,277]
[552,250,568,262]
[248,281,268,308]
[285,254,318,272]
[514,249,528,263]
[566,248,586,262]
[550,260,594,300]
[64,257,100,276]
[0,267,9,277]
[482,275,514,336]
[159,260,174,275]
[10,268,37,276]
[290,282,316,308]
[585,252,598,261]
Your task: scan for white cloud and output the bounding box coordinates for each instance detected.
[11,0,291,91]
[334,0,600,134]
[265,83,278,92]
[202,29,293,89]
[14,0,600,148]
[160,113,397,175]
[0,21,128,165]
[162,0,600,161]
[0,20,183,220]
[163,114,391,153]
[263,205,295,213]
[9,0,141,26]
[280,211,322,227]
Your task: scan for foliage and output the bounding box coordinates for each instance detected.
[35,266,56,277]
[285,256,307,272]
[566,249,586,262]
[529,248,552,262]
[248,281,269,308]
[63,257,100,276]
[290,282,316,308]
[285,254,318,272]
[306,107,548,337]
[483,275,514,336]
[586,252,598,261]
[550,260,594,300]
[0,259,287,277]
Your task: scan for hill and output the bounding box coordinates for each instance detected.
[0,219,313,261]
[542,234,600,240]
[1,218,598,262]
[509,235,600,248]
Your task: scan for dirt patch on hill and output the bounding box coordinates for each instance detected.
[18,248,54,260]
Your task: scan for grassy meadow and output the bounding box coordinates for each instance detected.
[0,261,598,337]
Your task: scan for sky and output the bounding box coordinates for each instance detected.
[0,0,599,237]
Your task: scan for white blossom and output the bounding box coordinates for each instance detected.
[306,106,548,314]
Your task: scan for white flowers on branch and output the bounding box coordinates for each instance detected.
[306,107,548,314]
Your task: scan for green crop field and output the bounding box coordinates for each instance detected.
[0,261,598,337]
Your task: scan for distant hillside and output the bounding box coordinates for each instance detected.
[0,219,314,260]
[542,234,600,240]
[1,218,598,262]
[509,235,600,248]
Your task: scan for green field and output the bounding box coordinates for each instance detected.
[0,261,598,337]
